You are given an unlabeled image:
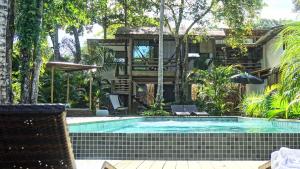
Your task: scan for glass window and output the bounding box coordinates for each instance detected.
[133,41,156,59]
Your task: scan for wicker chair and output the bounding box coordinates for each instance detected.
[0,104,76,169]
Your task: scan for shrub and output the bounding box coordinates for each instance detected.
[241,93,266,117]
[143,110,171,116]
[188,66,240,115]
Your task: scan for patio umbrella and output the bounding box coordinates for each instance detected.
[230,72,264,84]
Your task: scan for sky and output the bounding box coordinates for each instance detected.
[56,0,299,55]
[260,0,298,20]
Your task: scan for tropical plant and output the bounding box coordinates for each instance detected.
[143,102,170,116]
[241,93,267,117]
[188,66,239,115]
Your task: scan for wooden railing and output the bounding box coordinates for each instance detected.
[111,79,131,95]
[213,58,262,72]
[132,58,177,71]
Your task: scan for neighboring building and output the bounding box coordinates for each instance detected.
[87,27,269,112]
[247,26,283,94]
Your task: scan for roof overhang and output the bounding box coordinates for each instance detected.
[46,62,102,72]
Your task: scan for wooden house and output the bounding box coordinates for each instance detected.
[87,27,269,113]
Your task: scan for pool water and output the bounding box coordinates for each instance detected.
[68,117,300,133]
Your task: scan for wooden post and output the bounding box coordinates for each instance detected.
[89,75,93,110]
[51,66,54,103]
[128,38,133,113]
[66,73,70,103]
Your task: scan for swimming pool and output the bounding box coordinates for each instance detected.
[69,117,300,133]
[68,117,300,160]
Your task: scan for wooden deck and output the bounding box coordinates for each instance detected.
[76,160,267,169]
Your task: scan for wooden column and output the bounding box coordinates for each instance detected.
[51,66,54,103]
[89,75,93,110]
[127,38,133,113]
[66,73,70,103]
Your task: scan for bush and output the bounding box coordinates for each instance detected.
[241,93,267,117]
[188,66,240,115]
[241,84,300,119]
[143,110,171,116]
[142,102,171,116]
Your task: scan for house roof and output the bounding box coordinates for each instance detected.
[115,27,226,37]
[255,26,284,46]
[46,62,102,72]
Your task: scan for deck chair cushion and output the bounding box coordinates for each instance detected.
[175,112,191,116]
[192,112,209,116]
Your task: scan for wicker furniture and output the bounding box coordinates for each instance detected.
[0,104,76,169]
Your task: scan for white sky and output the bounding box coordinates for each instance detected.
[54,0,299,54]
[260,0,299,20]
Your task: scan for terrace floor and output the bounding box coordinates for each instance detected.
[76,160,267,169]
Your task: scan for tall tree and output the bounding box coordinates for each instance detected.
[0,0,9,104]
[155,0,164,105]
[160,0,263,103]
[16,0,44,103]
[5,0,15,103]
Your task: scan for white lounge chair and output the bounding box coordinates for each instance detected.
[109,94,128,114]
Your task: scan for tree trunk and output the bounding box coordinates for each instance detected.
[31,46,42,103]
[182,37,190,102]
[20,49,32,103]
[0,0,9,104]
[103,16,107,39]
[155,0,164,105]
[72,27,81,63]
[5,0,14,103]
[49,25,62,61]
[31,0,44,103]
[174,37,181,103]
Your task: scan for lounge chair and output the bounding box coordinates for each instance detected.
[0,104,115,169]
[109,94,128,114]
[171,105,191,116]
[184,105,209,116]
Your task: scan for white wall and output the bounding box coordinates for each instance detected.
[246,36,284,94]
[261,36,284,69]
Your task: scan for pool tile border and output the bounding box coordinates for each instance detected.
[69,133,300,160]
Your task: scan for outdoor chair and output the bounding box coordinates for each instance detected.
[184,105,209,116]
[171,105,191,116]
[109,94,128,114]
[0,104,115,169]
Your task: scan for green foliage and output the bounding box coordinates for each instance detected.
[241,93,267,117]
[242,84,300,119]
[188,66,239,115]
[143,110,171,116]
[142,102,170,116]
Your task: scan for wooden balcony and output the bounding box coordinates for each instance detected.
[213,58,262,72]
[116,58,177,82]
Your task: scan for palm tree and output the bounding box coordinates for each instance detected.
[277,22,300,118]
[155,0,164,106]
[0,0,8,104]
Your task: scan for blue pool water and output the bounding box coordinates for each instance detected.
[68,117,300,133]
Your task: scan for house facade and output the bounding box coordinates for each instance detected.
[247,26,283,94]
[88,27,269,112]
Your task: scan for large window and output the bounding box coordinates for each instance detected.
[133,40,157,60]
